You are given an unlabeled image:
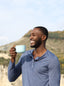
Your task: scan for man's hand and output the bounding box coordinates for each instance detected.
[9,46,17,63]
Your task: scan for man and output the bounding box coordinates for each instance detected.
[8,26,60,86]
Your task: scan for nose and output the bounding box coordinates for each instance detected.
[30,35,33,40]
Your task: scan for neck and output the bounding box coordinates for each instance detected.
[35,46,47,54]
[33,43,47,58]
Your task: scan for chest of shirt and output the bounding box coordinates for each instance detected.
[22,57,49,74]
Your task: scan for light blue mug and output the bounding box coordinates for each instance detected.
[15,45,26,53]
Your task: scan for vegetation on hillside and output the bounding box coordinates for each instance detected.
[0,57,10,66]
[24,30,64,39]
[0,30,64,73]
[49,31,64,39]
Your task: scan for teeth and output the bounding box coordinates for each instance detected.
[30,41,34,43]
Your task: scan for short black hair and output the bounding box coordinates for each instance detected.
[34,26,48,41]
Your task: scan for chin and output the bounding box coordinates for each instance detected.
[30,44,35,48]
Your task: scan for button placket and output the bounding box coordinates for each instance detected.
[32,59,34,68]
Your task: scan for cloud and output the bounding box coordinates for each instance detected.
[0,0,64,30]
[0,0,64,46]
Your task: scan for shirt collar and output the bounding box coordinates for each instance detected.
[29,49,48,61]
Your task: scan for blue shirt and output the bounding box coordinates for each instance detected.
[8,49,60,86]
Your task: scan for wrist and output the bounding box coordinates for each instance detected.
[11,57,15,63]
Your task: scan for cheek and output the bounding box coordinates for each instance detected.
[35,38,42,45]
[36,37,42,42]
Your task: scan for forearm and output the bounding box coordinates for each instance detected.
[11,57,15,63]
[8,60,16,82]
[8,60,21,82]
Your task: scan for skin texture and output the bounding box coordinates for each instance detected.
[9,46,17,63]
[30,28,46,48]
[8,27,60,86]
[30,28,47,59]
[10,28,47,62]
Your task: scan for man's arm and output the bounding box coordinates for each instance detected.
[8,46,22,82]
[8,57,22,82]
[49,57,60,86]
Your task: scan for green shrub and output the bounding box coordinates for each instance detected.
[0,57,10,66]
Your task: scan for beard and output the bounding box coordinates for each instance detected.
[30,38,42,48]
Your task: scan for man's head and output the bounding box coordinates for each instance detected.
[30,26,48,48]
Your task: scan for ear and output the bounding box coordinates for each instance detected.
[41,35,46,41]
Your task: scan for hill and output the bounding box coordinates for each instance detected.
[0,30,64,55]
[0,30,64,73]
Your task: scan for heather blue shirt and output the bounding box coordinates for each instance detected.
[8,49,60,86]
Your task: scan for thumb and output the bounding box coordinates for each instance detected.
[13,45,16,48]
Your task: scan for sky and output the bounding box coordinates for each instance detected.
[0,0,64,46]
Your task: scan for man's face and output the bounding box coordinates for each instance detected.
[30,28,43,48]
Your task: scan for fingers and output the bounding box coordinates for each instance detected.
[10,51,17,55]
[9,45,17,58]
[11,53,17,58]
[10,47,16,52]
[13,45,16,47]
[10,45,16,52]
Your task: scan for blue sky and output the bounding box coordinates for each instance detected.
[0,0,64,46]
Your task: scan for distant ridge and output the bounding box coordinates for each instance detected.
[0,30,64,73]
[0,30,64,56]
